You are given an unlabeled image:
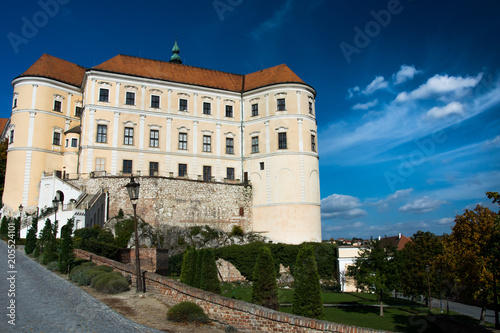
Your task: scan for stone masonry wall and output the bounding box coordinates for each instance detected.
[74,249,387,333]
[70,176,252,233]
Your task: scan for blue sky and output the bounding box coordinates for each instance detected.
[1,0,499,240]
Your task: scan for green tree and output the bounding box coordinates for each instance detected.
[41,219,58,265]
[0,216,9,236]
[58,218,75,273]
[200,248,221,294]
[485,192,500,329]
[194,248,204,288]
[24,217,38,255]
[399,231,443,307]
[292,245,324,319]
[180,247,198,286]
[347,240,396,316]
[251,247,279,310]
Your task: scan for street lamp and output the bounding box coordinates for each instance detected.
[52,197,59,224]
[125,176,142,292]
[19,204,23,229]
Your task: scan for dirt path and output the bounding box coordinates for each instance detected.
[79,285,227,333]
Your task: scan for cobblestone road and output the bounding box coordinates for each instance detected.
[0,240,163,333]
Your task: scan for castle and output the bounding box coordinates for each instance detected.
[2,42,321,244]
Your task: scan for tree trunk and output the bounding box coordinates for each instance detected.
[493,270,499,329]
[380,291,384,317]
[479,299,486,325]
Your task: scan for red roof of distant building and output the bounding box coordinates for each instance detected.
[379,234,412,250]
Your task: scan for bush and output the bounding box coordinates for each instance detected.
[24,219,38,255]
[167,301,208,324]
[71,264,112,286]
[69,262,96,284]
[58,219,75,274]
[200,248,221,294]
[114,219,135,248]
[46,261,59,272]
[180,247,198,286]
[93,272,130,294]
[230,225,244,237]
[117,208,124,218]
[251,247,279,310]
[225,326,238,333]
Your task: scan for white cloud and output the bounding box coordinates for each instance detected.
[370,189,413,211]
[321,194,367,219]
[396,73,483,102]
[251,0,295,40]
[347,86,360,98]
[481,135,500,150]
[352,99,378,110]
[392,65,421,85]
[399,196,448,214]
[363,76,388,95]
[426,101,465,120]
[436,217,454,225]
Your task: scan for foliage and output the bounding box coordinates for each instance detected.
[442,204,497,301]
[399,231,443,300]
[114,218,135,248]
[24,218,38,255]
[0,139,8,202]
[74,226,119,260]
[69,262,96,284]
[167,301,209,324]
[194,248,204,288]
[58,218,75,273]
[230,225,244,237]
[200,248,221,294]
[347,240,398,316]
[41,220,58,265]
[117,208,124,218]
[76,265,114,286]
[93,272,130,294]
[46,261,59,271]
[0,216,8,236]
[180,247,198,286]
[292,245,324,319]
[251,247,279,310]
[167,252,184,276]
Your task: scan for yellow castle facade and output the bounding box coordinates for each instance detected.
[3,44,321,244]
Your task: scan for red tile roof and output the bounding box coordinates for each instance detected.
[16,54,309,93]
[0,118,8,135]
[16,54,86,87]
[379,235,412,251]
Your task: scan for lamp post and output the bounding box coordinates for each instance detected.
[126,176,142,292]
[19,204,23,236]
[426,264,432,311]
[52,197,59,224]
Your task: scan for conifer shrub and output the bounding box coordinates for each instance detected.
[93,272,130,294]
[117,208,124,218]
[292,245,324,319]
[58,219,75,273]
[114,218,135,248]
[0,216,8,236]
[24,219,38,255]
[167,301,208,324]
[180,247,198,286]
[251,247,279,310]
[194,248,205,288]
[200,248,221,294]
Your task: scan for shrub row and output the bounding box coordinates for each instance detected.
[69,262,129,294]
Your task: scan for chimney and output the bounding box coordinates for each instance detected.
[378,236,381,241]
[398,233,401,239]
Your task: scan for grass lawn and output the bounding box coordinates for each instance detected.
[221,283,489,332]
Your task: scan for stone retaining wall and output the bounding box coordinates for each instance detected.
[69,176,252,233]
[74,248,385,333]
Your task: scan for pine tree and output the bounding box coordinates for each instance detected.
[200,248,221,294]
[24,217,38,255]
[180,247,198,286]
[194,248,204,288]
[251,247,279,310]
[58,218,75,273]
[42,219,58,265]
[292,245,324,319]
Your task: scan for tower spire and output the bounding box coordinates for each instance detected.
[169,39,182,64]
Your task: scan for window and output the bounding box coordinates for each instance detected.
[311,134,316,152]
[13,98,17,108]
[278,132,287,149]
[53,132,61,146]
[53,100,62,112]
[125,92,135,105]
[203,135,211,152]
[96,124,107,143]
[178,133,187,150]
[71,138,78,148]
[178,163,187,177]
[260,162,264,170]
[99,88,109,102]
[203,166,212,181]
[226,138,234,154]
[227,167,235,180]
[150,130,159,147]
[9,130,14,144]
[203,102,211,115]
[122,160,132,174]
[225,105,233,117]
[277,98,286,111]
[95,158,105,171]
[149,162,159,176]
[179,99,188,111]
[251,136,259,153]
[124,127,134,145]
[151,95,160,108]
[309,101,313,114]
[75,107,83,117]
[251,103,258,116]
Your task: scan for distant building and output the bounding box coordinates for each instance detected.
[378,233,412,250]
[337,246,364,292]
[2,41,321,244]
